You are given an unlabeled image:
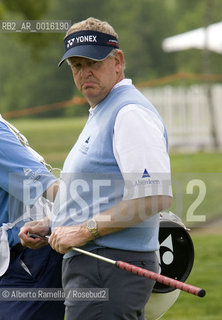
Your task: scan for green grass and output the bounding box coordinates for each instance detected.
[170,152,222,173]
[150,234,222,320]
[11,117,88,169]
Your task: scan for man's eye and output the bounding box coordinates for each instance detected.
[73,63,81,68]
[88,61,97,67]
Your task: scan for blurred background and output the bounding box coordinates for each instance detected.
[0,0,221,319]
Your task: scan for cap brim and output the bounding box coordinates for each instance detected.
[58,45,113,66]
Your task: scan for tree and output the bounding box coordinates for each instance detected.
[0,0,221,117]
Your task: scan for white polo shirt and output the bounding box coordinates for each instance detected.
[90,79,172,200]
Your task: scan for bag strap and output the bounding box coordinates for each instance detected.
[0,116,60,172]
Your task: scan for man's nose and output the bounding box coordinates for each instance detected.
[80,64,93,77]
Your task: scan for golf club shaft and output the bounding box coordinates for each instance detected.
[28,234,206,297]
[72,247,206,298]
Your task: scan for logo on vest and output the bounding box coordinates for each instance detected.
[79,136,91,154]
[85,136,90,144]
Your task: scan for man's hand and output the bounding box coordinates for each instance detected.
[19,217,50,249]
[48,224,93,254]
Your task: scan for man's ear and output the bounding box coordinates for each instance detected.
[114,50,124,73]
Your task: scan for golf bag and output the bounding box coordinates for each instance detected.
[146,211,194,320]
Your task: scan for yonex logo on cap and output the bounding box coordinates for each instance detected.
[64,30,119,51]
[67,35,98,48]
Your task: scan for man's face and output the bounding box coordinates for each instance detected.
[69,51,124,108]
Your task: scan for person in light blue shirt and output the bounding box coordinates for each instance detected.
[20,17,172,320]
[0,116,65,320]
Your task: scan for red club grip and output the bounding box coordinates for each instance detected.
[116,260,205,297]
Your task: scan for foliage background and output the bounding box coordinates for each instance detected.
[0,0,222,116]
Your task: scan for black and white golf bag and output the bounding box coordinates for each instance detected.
[146,211,194,320]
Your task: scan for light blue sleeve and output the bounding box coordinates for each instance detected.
[0,121,57,205]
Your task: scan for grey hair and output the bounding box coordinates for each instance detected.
[66,17,118,39]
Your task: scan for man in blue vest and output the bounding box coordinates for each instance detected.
[0,116,65,319]
[20,17,173,320]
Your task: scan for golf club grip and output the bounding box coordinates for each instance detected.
[116,261,206,297]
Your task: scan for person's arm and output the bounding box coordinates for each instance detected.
[94,195,172,234]
[48,195,171,254]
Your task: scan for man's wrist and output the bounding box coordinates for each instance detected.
[86,218,100,239]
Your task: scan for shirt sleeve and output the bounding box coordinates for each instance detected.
[0,121,57,205]
[113,104,172,200]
